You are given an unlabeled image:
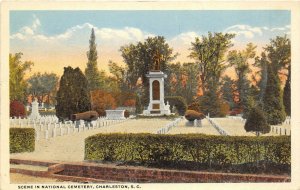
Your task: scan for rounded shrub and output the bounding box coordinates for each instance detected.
[10,100,26,118]
[188,101,201,112]
[185,110,205,121]
[244,107,270,136]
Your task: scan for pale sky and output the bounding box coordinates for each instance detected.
[10,11,290,77]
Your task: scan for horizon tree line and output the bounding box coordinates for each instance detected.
[9,28,291,125]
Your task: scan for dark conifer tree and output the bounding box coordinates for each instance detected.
[56,67,91,120]
[283,65,291,116]
[85,28,102,91]
[244,106,270,136]
[263,64,286,125]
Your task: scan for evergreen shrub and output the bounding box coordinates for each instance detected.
[85,133,290,174]
[10,128,35,153]
[245,107,270,136]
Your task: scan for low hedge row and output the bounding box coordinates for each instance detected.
[10,128,35,153]
[85,134,290,173]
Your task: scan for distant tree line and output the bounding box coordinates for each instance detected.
[10,28,290,127]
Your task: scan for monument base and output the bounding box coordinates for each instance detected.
[142,103,171,116]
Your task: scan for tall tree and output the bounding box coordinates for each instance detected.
[227,43,256,112]
[165,62,183,97]
[120,36,177,106]
[265,35,291,76]
[283,65,291,116]
[181,62,200,104]
[56,67,90,120]
[221,76,236,109]
[27,72,59,106]
[9,53,33,102]
[199,81,224,117]
[189,32,235,93]
[263,64,286,125]
[85,28,102,91]
[254,52,269,103]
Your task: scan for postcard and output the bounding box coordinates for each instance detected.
[1,1,300,190]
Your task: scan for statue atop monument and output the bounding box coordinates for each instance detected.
[152,50,162,71]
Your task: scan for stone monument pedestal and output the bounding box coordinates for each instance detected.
[142,71,171,116]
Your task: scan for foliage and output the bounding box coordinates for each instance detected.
[199,82,224,117]
[263,64,286,125]
[135,94,143,114]
[229,108,243,116]
[9,53,34,102]
[187,101,201,113]
[165,62,199,104]
[56,67,91,120]
[185,110,205,121]
[221,76,236,109]
[85,133,290,174]
[283,65,291,116]
[189,32,235,93]
[85,28,102,91]
[27,72,59,106]
[265,35,291,75]
[10,128,35,153]
[244,107,270,136]
[254,52,269,102]
[242,96,256,119]
[220,101,230,116]
[10,100,26,118]
[91,90,117,116]
[228,43,256,111]
[120,36,177,106]
[123,99,136,107]
[165,96,187,116]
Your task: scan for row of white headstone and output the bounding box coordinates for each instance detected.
[10,115,59,127]
[157,117,182,134]
[271,126,291,136]
[33,118,128,141]
[10,116,128,140]
[227,115,291,125]
[206,117,229,136]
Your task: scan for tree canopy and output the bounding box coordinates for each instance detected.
[85,28,102,91]
[189,32,235,93]
[263,64,286,125]
[56,67,91,120]
[27,72,59,105]
[9,53,33,102]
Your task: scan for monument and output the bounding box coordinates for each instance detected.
[143,50,171,116]
[29,99,41,119]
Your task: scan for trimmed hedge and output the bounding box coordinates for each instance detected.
[85,134,290,173]
[10,128,35,153]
